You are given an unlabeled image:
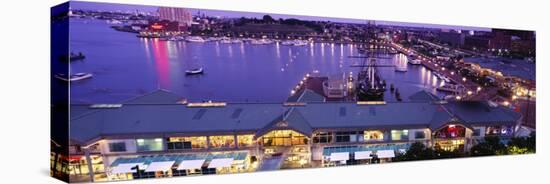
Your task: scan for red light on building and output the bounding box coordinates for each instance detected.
[151,24,164,30]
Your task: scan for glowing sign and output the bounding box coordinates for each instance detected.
[151,24,164,30]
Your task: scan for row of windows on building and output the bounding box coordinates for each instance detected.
[312,130,421,144]
[108,135,256,153]
[106,126,513,153]
[311,125,514,144]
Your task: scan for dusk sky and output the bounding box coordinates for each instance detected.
[71,1,491,31]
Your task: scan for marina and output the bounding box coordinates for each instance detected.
[68,19,446,103]
[50,2,537,183]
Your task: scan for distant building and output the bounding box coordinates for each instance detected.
[489,29,535,56]
[158,7,192,27]
[438,30,465,47]
[489,29,512,50]
[463,36,491,51]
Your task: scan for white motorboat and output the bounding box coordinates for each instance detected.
[185,67,204,75]
[185,36,207,43]
[55,73,93,82]
[293,40,308,46]
[434,72,452,83]
[251,39,273,45]
[408,59,422,65]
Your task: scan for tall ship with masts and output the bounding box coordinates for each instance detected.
[354,20,388,101]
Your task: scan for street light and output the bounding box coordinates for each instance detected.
[477,87,482,92]
[467,91,473,95]
[462,77,466,82]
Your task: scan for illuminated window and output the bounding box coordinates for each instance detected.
[435,125,466,138]
[391,130,409,141]
[262,130,307,146]
[168,136,207,149]
[237,135,255,147]
[364,130,384,141]
[136,138,164,152]
[485,126,513,136]
[209,135,235,148]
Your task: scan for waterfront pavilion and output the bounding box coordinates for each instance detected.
[62,90,523,182]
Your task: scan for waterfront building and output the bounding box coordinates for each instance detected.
[62,90,524,182]
[158,7,192,27]
[323,73,347,99]
[438,30,465,47]
[464,36,491,51]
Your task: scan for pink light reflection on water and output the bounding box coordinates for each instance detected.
[151,38,171,89]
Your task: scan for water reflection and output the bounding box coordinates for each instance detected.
[151,38,171,89]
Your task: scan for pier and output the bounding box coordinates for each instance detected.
[388,42,496,101]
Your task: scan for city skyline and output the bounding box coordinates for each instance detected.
[71,1,494,32]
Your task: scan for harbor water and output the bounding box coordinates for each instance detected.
[68,19,445,103]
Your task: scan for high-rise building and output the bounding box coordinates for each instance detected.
[158,7,192,27]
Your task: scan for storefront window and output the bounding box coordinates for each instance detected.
[364,130,384,141]
[313,132,333,144]
[436,139,465,152]
[391,130,409,141]
[262,130,307,146]
[68,156,89,176]
[136,138,164,152]
[67,155,103,176]
[209,135,235,148]
[168,136,208,149]
[237,135,255,147]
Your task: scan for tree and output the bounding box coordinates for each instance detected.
[394,142,465,162]
[393,142,434,161]
[507,132,536,154]
[262,15,275,23]
[470,136,507,156]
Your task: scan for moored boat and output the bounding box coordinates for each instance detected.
[250,39,273,45]
[55,73,93,82]
[185,36,207,43]
[408,59,422,65]
[436,84,464,93]
[185,67,204,75]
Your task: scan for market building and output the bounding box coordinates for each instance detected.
[63,90,523,182]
